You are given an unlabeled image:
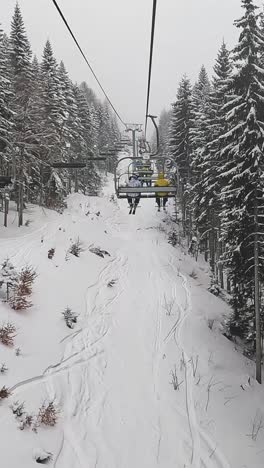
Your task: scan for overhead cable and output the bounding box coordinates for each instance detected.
[51,0,126,126]
[144,0,157,135]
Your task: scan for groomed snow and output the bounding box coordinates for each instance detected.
[0,180,264,468]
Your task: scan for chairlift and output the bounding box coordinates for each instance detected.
[114,156,178,199]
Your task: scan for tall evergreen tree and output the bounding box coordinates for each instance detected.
[189,66,212,240]
[157,109,171,157]
[169,76,192,181]
[220,0,264,376]
[195,42,233,272]
[0,27,13,163]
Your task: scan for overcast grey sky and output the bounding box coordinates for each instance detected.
[2,0,263,130]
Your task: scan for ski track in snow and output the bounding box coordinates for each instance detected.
[0,196,234,468]
[166,259,231,468]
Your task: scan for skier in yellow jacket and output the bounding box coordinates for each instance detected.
[154,173,170,211]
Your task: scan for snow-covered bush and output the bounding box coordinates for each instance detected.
[33,448,53,464]
[208,276,220,296]
[7,265,36,311]
[9,285,32,310]
[11,400,25,418]
[0,259,18,300]
[0,385,11,400]
[89,246,110,258]
[20,413,34,430]
[0,363,8,374]
[48,248,55,259]
[38,401,59,427]
[68,238,84,257]
[18,266,37,296]
[0,322,16,346]
[8,265,36,310]
[189,269,198,279]
[62,307,77,329]
[168,231,178,247]
[107,279,117,287]
[15,347,21,356]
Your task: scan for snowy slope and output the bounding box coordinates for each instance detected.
[0,183,264,468]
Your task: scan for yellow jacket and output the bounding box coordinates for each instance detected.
[155,174,170,197]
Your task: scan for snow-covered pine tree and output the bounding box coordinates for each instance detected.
[58,61,81,160]
[220,0,264,377]
[39,40,66,206]
[10,3,35,225]
[154,109,171,159]
[73,84,101,194]
[196,42,233,273]
[189,66,212,243]
[0,27,13,169]
[79,81,98,107]
[169,76,192,236]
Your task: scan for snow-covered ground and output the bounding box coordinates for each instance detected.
[0,180,264,468]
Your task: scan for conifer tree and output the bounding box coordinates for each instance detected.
[157,109,171,157]
[189,66,212,241]
[169,76,192,235]
[10,3,34,225]
[0,27,13,165]
[195,43,232,272]
[220,0,264,381]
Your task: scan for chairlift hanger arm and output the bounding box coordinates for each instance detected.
[147,114,159,156]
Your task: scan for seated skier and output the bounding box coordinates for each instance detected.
[154,172,170,211]
[127,174,141,214]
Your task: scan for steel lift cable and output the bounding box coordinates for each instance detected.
[144,0,157,135]
[51,0,126,127]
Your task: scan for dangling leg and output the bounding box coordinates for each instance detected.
[156,197,161,212]
[133,196,140,214]
[163,197,168,210]
[128,197,133,214]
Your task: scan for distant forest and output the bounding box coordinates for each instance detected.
[0,4,120,208]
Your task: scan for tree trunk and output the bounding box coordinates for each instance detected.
[254,195,261,384]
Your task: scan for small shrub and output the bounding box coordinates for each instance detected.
[168,231,178,247]
[208,278,220,297]
[9,288,32,310]
[62,307,78,329]
[208,319,215,330]
[0,322,16,346]
[38,401,59,427]
[11,400,25,418]
[0,363,8,374]
[19,266,37,296]
[33,449,53,464]
[170,366,183,391]
[48,248,55,259]
[189,269,198,280]
[69,238,84,257]
[107,279,117,287]
[8,265,36,311]
[20,413,34,430]
[0,385,11,400]
[89,247,110,258]
[15,347,21,356]
[0,259,18,300]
